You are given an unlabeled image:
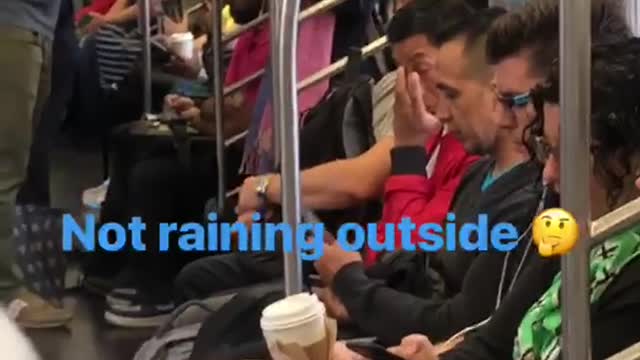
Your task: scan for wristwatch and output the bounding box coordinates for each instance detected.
[255,175,271,202]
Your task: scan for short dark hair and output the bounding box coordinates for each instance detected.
[433,6,506,48]
[486,0,631,77]
[386,0,476,45]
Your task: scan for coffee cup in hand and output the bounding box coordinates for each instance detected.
[261,293,336,360]
[167,32,194,61]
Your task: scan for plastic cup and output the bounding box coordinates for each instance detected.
[167,32,194,61]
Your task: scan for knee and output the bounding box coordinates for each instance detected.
[128,158,180,197]
[173,259,205,304]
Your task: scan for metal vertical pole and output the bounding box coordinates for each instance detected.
[211,0,226,212]
[139,0,152,114]
[270,1,282,169]
[560,0,592,359]
[274,0,303,295]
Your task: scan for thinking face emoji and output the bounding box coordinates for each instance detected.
[532,208,579,257]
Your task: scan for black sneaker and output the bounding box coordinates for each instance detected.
[83,274,117,296]
[104,300,175,328]
[106,287,140,307]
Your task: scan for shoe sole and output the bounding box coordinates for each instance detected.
[104,311,171,328]
[82,280,112,297]
[18,319,72,329]
[105,294,133,307]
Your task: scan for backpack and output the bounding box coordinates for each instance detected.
[133,281,283,360]
[292,51,382,235]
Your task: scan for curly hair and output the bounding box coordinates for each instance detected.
[537,38,640,205]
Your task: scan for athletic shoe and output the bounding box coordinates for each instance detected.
[104,300,174,328]
[7,289,73,328]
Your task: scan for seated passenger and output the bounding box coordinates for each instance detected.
[173,0,477,306]
[101,0,336,328]
[315,6,547,346]
[389,36,640,360]
[327,0,630,350]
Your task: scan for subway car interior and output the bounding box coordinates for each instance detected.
[1,0,640,359]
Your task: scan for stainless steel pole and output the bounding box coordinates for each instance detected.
[560,0,592,358]
[211,0,226,212]
[270,1,282,169]
[139,0,152,114]
[275,0,303,295]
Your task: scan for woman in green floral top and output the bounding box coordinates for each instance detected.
[386,38,640,360]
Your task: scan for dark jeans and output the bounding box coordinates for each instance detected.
[174,252,283,305]
[88,131,244,292]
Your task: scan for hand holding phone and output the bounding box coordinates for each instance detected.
[346,342,404,360]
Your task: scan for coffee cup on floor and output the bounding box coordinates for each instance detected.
[261,293,337,360]
[167,32,194,61]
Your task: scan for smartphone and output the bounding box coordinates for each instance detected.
[346,343,404,360]
[175,81,211,100]
[308,274,325,288]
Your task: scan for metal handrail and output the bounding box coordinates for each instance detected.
[223,0,349,44]
[591,197,640,245]
[299,36,388,91]
[559,0,592,358]
[607,342,640,360]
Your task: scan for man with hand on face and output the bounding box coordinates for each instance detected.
[173,0,478,304]
[317,5,550,348]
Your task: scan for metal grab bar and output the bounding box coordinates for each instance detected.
[607,342,640,360]
[140,0,153,114]
[223,0,349,44]
[591,197,640,245]
[559,0,592,358]
[273,0,304,296]
[223,35,389,99]
[211,0,226,212]
[299,36,389,91]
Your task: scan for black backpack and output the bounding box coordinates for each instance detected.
[291,52,382,235]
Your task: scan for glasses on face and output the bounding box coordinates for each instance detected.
[494,89,532,110]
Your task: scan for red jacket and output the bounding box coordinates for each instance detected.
[75,0,116,23]
[365,131,479,266]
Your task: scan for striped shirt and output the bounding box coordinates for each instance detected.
[94,22,159,89]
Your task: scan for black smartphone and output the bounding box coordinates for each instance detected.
[346,343,404,360]
[308,274,325,288]
[175,81,211,100]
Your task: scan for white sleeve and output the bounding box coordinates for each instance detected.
[372,71,397,142]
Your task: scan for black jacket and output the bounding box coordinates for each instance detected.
[332,157,544,345]
[442,254,640,360]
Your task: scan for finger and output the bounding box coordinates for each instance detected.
[407,72,427,115]
[408,72,440,130]
[323,231,337,245]
[387,346,412,359]
[394,67,411,107]
[178,107,200,122]
[237,211,255,225]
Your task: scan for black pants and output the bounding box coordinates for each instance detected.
[174,252,283,305]
[89,132,243,290]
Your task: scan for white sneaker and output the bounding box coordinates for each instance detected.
[82,179,110,209]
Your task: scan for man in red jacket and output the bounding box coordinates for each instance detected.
[174,0,477,305]
[313,0,479,319]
